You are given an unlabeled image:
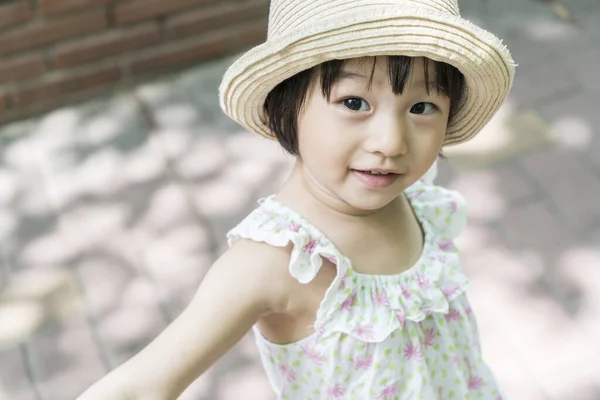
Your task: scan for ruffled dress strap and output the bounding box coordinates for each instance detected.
[227,197,350,285]
[405,161,468,241]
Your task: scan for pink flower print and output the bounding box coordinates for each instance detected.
[300,344,326,366]
[278,364,296,382]
[442,283,460,298]
[403,342,423,360]
[288,222,301,232]
[396,312,405,325]
[353,324,375,340]
[303,237,318,253]
[423,327,436,347]
[451,354,459,366]
[416,273,431,289]
[401,284,412,298]
[465,357,484,390]
[324,255,337,265]
[439,240,455,252]
[340,292,357,312]
[449,200,458,213]
[326,384,346,398]
[379,382,398,399]
[372,289,389,307]
[445,308,461,322]
[465,306,473,316]
[351,353,373,370]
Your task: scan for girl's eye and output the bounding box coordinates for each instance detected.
[342,98,370,112]
[410,102,437,115]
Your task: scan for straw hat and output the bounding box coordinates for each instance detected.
[219,0,515,146]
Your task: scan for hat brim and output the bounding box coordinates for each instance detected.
[219,5,515,146]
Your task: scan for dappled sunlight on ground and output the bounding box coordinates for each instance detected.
[2,3,600,400]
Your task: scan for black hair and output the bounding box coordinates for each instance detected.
[263,56,465,156]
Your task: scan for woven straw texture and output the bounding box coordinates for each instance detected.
[219,0,515,146]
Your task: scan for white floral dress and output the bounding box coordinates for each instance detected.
[227,164,504,400]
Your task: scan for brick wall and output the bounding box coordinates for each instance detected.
[0,0,269,124]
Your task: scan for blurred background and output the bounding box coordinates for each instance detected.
[0,0,599,399]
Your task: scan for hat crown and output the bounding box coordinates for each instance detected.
[268,0,460,38]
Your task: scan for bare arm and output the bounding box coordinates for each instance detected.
[76,240,292,400]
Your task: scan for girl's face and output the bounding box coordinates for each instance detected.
[295,57,450,214]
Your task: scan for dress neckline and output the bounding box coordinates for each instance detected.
[261,190,435,283]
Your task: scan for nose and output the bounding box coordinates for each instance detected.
[363,113,409,157]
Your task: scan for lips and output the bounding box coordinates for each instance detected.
[352,169,400,188]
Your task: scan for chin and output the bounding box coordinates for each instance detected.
[342,191,399,213]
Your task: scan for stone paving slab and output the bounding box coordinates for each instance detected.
[1,0,600,399]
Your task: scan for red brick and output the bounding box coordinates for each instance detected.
[0,10,107,56]
[0,100,59,125]
[0,54,46,84]
[9,65,122,107]
[115,0,217,26]
[0,94,7,111]
[53,23,160,68]
[128,35,227,76]
[166,0,268,39]
[38,0,109,15]
[0,1,33,31]
[229,19,268,49]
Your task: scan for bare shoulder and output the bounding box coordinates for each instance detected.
[207,239,297,313]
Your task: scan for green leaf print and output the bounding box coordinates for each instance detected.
[448,390,455,398]
[442,369,448,379]
[380,377,388,385]
[292,361,300,368]
[434,344,440,351]
[442,354,449,362]
[385,348,392,357]
[292,384,300,391]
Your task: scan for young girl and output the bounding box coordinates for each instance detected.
[78,0,514,399]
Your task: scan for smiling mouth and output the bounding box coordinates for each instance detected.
[351,169,402,188]
[357,170,396,175]
[352,169,402,175]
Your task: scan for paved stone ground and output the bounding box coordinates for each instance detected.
[1,1,600,399]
